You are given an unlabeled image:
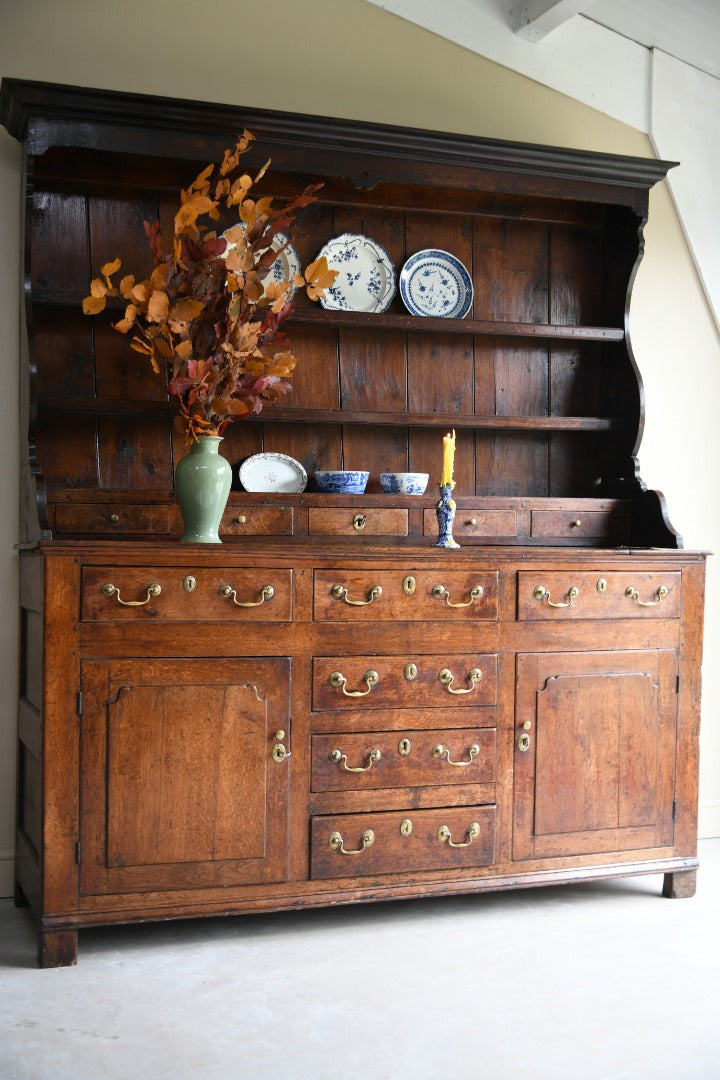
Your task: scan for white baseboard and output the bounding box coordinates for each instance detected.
[0,847,14,898]
[698,802,720,839]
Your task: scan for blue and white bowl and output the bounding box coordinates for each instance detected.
[380,472,429,496]
[315,470,369,494]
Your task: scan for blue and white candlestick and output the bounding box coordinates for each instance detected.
[434,482,460,548]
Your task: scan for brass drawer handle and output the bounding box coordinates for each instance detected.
[438,667,482,695]
[329,669,379,697]
[219,583,275,607]
[625,584,669,607]
[329,829,375,855]
[331,583,382,606]
[437,822,480,848]
[432,584,484,608]
[432,742,480,766]
[101,582,161,606]
[329,747,381,772]
[533,585,579,608]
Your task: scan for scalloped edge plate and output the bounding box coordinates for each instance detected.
[316,232,396,313]
[239,453,307,493]
[399,249,473,318]
[223,229,302,299]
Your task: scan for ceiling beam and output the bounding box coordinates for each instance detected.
[511,1,591,42]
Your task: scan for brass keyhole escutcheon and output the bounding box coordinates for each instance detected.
[400,819,413,837]
[398,738,412,756]
[518,732,531,752]
[353,514,367,531]
[597,578,607,593]
[402,575,416,595]
[404,662,418,681]
[183,575,197,593]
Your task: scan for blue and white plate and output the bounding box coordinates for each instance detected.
[223,228,302,300]
[399,249,473,319]
[316,233,396,313]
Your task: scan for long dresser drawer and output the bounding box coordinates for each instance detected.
[312,654,497,710]
[81,566,293,620]
[308,508,408,536]
[313,569,498,621]
[311,806,496,879]
[311,727,496,792]
[517,570,682,619]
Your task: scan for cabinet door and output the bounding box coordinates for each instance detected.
[79,657,290,894]
[513,651,677,860]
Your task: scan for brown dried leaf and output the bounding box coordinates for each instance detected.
[147,290,169,323]
[82,295,106,315]
[90,278,108,298]
[100,257,121,279]
[169,298,205,322]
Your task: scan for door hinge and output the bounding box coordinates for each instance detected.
[75,840,81,864]
[76,690,83,717]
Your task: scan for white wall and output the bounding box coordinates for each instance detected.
[0,0,718,893]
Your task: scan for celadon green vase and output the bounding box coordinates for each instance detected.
[175,435,232,543]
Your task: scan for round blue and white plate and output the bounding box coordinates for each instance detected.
[399,249,473,319]
[223,228,302,300]
[316,233,396,313]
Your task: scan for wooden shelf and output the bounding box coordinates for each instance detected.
[31,289,624,343]
[37,397,625,431]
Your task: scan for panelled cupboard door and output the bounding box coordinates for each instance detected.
[513,651,677,861]
[79,657,290,894]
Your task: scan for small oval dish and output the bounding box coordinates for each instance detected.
[380,472,429,496]
[315,470,369,494]
[399,249,473,319]
[239,452,307,493]
[315,233,396,313]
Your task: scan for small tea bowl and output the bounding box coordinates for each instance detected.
[380,472,429,496]
[315,470,370,494]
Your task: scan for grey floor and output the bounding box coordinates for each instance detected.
[2,840,719,1080]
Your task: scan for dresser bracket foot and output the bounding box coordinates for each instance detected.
[39,928,78,968]
[662,868,697,898]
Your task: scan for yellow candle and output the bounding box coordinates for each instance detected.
[441,429,456,487]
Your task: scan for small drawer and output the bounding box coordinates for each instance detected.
[312,727,496,792]
[424,508,518,539]
[517,570,682,620]
[530,508,629,541]
[55,504,170,535]
[221,505,293,536]
[308,508,408,537]
[81,567,293,621]
[311,805,496,879]
[313,570,498,621]
[312,653,497,710]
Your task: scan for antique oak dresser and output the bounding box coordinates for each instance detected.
[0,79,706,966]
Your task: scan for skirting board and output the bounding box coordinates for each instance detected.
[698,803,720,841]
[0,849,14,898]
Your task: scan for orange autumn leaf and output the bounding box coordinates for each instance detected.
[303,256,338,301]
[112,303,138,333]
[174,193,216,233]
[100,257,121,280]
[82,294,107,315]
[147,290,169,323]
[169,298,204,322]
[90,277,108,298]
